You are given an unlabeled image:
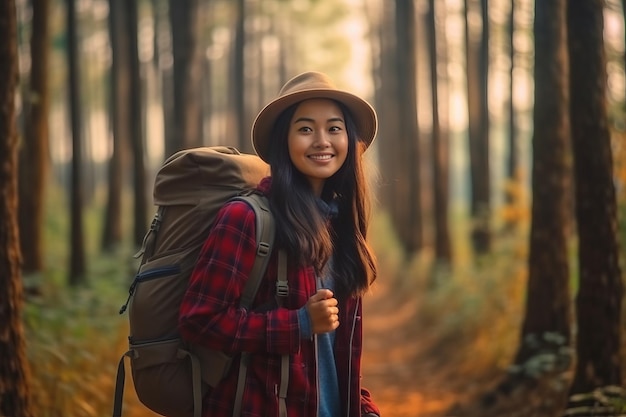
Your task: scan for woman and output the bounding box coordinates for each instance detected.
[179,71,381,417]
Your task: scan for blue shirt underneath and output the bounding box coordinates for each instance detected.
[297,273,340,417]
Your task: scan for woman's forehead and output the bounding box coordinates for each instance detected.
[292,98,344,117]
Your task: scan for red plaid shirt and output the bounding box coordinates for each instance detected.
[179,178,380,417]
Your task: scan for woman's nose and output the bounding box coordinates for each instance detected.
[312,132,331,148]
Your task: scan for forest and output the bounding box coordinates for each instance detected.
[0,0,625,416]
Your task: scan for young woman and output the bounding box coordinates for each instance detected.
[179,71,381,417]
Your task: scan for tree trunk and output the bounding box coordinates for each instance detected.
[504,0,520,231]
[0,1,34,414]
[168,0,203,154]
[125,0,148,247]
[152,0,175,158]
[394,0,422,256]
[277,2,291,88]
[201,0,213,145]
[231,0,246,151]
[426,0,452,267]
[66,0,86,285]
[102,0,129,252]
[376,0,424,258]
[515,0,571,367]
[19,0,50,273]
[464,0,491,254]
[567,0,623,395]
[377,0,400,218]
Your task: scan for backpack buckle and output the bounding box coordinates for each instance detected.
[257,242,270,257]
[150,210,163,232]
[276,280,289,298]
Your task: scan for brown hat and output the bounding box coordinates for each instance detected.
[251,71,378,162]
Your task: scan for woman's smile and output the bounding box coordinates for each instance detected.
[308,153,334,161]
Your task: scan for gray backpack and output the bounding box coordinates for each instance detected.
[112,146,287,417]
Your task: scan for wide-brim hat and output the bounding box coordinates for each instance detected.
[251,71,378,163]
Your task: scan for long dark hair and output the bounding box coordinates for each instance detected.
[267,100,377,298]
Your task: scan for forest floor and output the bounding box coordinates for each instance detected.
[360,276,574,417]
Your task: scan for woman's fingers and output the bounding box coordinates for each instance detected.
[307,290,340,333]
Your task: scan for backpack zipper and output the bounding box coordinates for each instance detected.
[136,264,181,281]
[118,265,181,314]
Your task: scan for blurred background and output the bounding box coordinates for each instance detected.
[2,0,626,416]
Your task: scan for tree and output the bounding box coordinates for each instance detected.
[0,1,34,415]
[375,0,401,222]
[464,0,491,254]
[567,0,623,396]
[374,0,423,258]
[18,0,50,273]
[503,0,520,232]
[152,0,175,154]
[66,0,86,285]
[102,0,130,252]
[426,0,452,267]
[231,0,247,151]
[124,0,148,247]
[167,0,203,156]
[395,0,422,256]
[515,0,572,369]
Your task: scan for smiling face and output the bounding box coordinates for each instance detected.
[287,98,349,196]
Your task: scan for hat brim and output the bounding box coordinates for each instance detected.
[251,88,378,163]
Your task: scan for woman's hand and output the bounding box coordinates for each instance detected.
[305,289,339,334]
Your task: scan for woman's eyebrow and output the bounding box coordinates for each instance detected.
[293,117,315,124]
[293,116,345,124]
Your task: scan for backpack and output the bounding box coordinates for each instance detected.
[111,146,285,417]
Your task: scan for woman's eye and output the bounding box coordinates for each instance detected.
[299,126,312,133]
[329,126,342,132]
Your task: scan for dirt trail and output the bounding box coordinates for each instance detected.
[360,279,496,417]
[360,276,576,417]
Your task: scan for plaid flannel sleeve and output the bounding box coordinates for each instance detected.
[178,200,301,355]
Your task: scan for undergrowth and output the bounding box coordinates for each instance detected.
[23,184,158,417]
[23,252,158,417]
[369,200,530,383]
[418,229,528,375]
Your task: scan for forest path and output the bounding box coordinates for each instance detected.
[360,277,501,417]
[360,273,577,417]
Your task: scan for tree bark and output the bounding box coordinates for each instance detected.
[567,0,623,395]
[426,0,452,267]
[18,0,50,273]
[124,0,148,247]
[394,0,422,256]
[464,0,491,254]
[66,0,86,285]
[168,0,203,155]
[152,0,175,157]
[0,1,34,414]
[102,0,129,251]
[231,0,246,151]
[515,0,572,367]
[504,0,520,232]
[377,0,400,217]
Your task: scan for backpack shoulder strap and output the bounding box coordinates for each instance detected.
[230,192,279,417]
[233,193,275,309]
